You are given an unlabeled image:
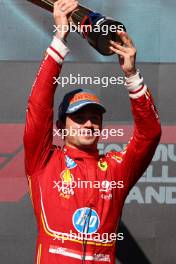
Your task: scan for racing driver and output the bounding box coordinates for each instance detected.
[23,0,162,263]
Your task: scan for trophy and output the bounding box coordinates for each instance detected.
[27,0,126,56]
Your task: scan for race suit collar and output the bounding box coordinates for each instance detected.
[63,145,99,160]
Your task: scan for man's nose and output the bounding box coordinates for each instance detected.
[84,119,93,127]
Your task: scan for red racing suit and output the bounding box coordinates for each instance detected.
[23,36,161,264]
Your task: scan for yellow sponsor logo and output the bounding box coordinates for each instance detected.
[98,160,108,171]
[60,169,73,185]
[58,169,74,199]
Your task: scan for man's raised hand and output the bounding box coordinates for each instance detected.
[54,0,78,40]
[109,31,137,77]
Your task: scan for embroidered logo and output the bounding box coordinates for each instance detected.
[72,207,100,234]
[99,180,112,193]
[98,160,108,171]
[53,169,74,199]
[99,180,112,200]
[65,155,77,169]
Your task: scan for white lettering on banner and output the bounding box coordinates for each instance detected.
[152,144,176,162]
[97,143,176,204]
[125,186,176,204]
[140,165,176,183]
[98,143,176,162]
[98,143,124,155]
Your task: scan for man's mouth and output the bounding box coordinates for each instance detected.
[79,128,95,137]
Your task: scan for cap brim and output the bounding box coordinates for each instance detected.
[66,101,106,114]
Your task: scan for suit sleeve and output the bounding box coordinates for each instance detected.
[23,36,69,176]
[109,71,162,197]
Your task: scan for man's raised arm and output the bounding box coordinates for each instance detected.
[109,32,161,196]
[23,0,78,176]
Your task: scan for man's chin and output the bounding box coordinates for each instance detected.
[78,137,98,149]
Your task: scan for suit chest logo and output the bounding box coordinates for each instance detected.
[53,155,77,199]
[53,169,74,199]
[72,207,100,234]
[98,160,108,171]
[65,155,77,169]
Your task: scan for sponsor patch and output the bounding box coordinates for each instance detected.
[99,180,112,200]
[98,160,108,171]
[72,207,100,234]
[65,155,77,169]
[53,169,74,199]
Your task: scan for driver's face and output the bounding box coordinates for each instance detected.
[64,105,103,150]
